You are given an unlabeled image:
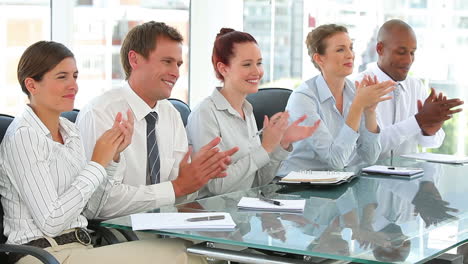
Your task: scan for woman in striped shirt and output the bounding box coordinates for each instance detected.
[0,41,204,264]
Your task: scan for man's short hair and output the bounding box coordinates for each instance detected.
[120,21,183,79]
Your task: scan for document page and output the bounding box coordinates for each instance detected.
[130,212,236,231]
[401,153,468,164]
[279,171,355,183]
[237,197,306,213]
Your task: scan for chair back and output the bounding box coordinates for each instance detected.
[168,98,191,127]
[0,114,13,261]
[0,114,14,147]
[60,109,80,123]
[246,88,293,130]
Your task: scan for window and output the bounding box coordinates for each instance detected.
[0,0,50,116]
[69,0,190,109]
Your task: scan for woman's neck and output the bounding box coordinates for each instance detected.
[322,72,345,98]
[219,83,247,119]
[29,103,63,144]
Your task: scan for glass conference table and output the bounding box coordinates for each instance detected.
[102,158,468,263]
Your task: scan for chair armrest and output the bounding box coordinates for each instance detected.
[114,229,139,241]
[87,219,120,245]
[0,244,59,264]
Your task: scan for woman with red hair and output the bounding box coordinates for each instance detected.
[186,28,320,198]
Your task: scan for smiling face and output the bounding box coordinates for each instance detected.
[26,57,78,114]
[218,42,264,95]
[377,27,416,81]
[314,32,354,78]
[129,36,183,106]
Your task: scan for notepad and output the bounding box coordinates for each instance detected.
[361,165,424,179]
[130,213,236,231]
[279,170,355,184]
[401,153,468,164]
[237,197,306,213]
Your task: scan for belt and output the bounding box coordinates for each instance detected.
[8,228,92,264]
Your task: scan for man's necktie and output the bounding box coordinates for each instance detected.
[392,83,402,125]
[145,112,160,185]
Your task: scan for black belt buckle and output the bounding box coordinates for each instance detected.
[74,228,91,245]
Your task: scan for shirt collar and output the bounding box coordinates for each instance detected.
[23,105,50,137]
[124,81,158,122]
[210,87,253,117]
[368,62,407,92]
[315,75,333,103]
[23,105,80,141]
[315,74,354,103]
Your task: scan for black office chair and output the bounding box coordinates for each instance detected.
[0,114,14,144]
[0,114,59,264]
[60,109,80,123]
[168,98,191,127]
[246,88,293,130]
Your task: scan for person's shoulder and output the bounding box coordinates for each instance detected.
[3,117,44,145]
[79,87,127,115]
[190,96,215,116]
[294,76,317,93]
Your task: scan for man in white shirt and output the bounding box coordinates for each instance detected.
[77,21,237,219]
[355,19,463,160]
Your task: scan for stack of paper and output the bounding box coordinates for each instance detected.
[130,212,236,231]
[237,197,306,213]
[361,165,423,179]
[279,171,355,184]
[401,153,468,164]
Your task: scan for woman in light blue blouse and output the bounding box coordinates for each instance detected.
[187,28,320,197]
[278,24,396,175]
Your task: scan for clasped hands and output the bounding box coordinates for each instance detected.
[92,109,134,167]
[261,111,321,153]
[415,88,464,136]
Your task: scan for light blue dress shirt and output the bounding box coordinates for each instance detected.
[278,74,381,175]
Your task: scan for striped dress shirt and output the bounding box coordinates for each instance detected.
[0,105,117,245]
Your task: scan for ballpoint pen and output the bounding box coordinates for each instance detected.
[259,191,283,206]
[252,115,283,138]
[186,215,225,222]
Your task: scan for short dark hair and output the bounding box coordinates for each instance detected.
[120,21,183,80]
[17,41,74,97]
[305,24,348,71]
[212,28,257,81]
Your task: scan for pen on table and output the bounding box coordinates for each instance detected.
[388,167,395,170]
[186,215,225,222]
[259,191,283,206]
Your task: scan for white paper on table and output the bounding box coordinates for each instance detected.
[401,153,468,164]
[237,197,305,212]
[279,171,355,183]
[362,165,423,176]
[130,212,236,231]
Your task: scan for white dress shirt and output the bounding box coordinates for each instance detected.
[0,105,116,245]
[278,75,381,175]
[77,82,192,218]
[355,63,444,159]
[187,88,289,198]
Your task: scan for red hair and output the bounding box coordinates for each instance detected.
[212,28,258,81]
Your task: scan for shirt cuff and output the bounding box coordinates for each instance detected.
[361,126,381,141]
[337,124,360,146]
[148,181,176,207]
[85,161,107,186]
[104,160,120,178]
[269,145,291,162]
[252,145,271,169]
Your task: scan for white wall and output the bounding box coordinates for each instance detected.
[189,0,243,107]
